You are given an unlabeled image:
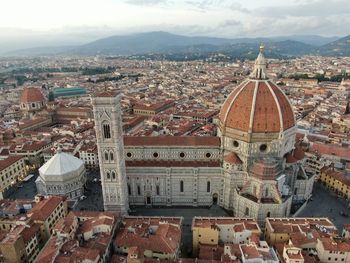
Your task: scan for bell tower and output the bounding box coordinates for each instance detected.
[91,90,129,214]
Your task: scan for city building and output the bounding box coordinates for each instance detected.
[0,195,68,262]
[240,241,279,263]
[133,100,174,116]
[115,216,182,260]
[35,148,86,200]
[319,165,350,199]
[92,46,314,226]
[78,144,99,169]
[315,237,350,263]
[192,217,261,255]
[264,217,338,246]
[27,195,68,241]
[0,155,27,199]
[19,87,45,118]
[49,87,87,100]
[35,211,118,263]
[274,241,314,263]
[0,221,42,263]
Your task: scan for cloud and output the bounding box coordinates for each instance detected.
[219,19,242,28]
[257,0,350,18]
[124,0,169,6]
[185,0,250,13]
[227,2,250,13]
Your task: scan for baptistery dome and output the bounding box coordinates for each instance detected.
[219,45,295,141]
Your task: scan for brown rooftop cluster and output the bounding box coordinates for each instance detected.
[116,216,182,255]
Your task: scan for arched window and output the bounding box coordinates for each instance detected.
[265,188,269,197]
[128,184,131,195]
[267,211,271,218]
[110,152,114,161]
[112,171,116,180]
[102,123,111,139]
[156,185,160,195]
[104,152,109,161]
[106,171,110,180]
[137,185,141,195]
[180,181,184,193]
[245,207,249,216]
[207,181,211,192]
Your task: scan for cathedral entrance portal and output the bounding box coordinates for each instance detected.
[212,193,218,205]
[146,196,151,205]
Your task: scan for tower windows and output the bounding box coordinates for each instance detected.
[265,188,269,197]
[128,184,131,195]
[104,152,109,161]
[156,185,160,195]
[180,180,184,193]
[106,171,110,180]
[207,181,211,192]
[112,171,116,180]
[137,185,141,195]
[110,152,114,161]
[102,123,111,139]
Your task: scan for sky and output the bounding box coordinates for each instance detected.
[0,0,349,52]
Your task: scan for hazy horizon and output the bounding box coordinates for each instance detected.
[0,0,349,53]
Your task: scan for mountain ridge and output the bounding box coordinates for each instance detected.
[4,31,349,58]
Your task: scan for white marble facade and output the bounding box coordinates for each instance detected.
[91,49,315,224]
[36,150,86,199]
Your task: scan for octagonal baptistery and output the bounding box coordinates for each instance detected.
[36,149,86,199]
[218,46,296,166]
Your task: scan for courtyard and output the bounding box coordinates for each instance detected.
[299,182,350,231]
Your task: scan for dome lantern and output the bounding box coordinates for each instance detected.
[250,44,268,80]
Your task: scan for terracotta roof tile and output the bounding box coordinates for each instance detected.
[219,80,295,133]
[20,87,45,103]
[126,160,221,168]
[224,152,242,164]
[124,136,220,147]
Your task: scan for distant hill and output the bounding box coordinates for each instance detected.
[4,31,348,58]
[269,35,339,46]
[68,31,314,57]
[316,35,350,56]
[70,31,232,55]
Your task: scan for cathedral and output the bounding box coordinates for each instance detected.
[91,46,315,225]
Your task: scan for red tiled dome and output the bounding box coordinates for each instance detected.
[20,87,45,103]
[219,80,295,133]
[219,46,295,137]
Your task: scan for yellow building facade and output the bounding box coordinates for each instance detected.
[319,166,350,199]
